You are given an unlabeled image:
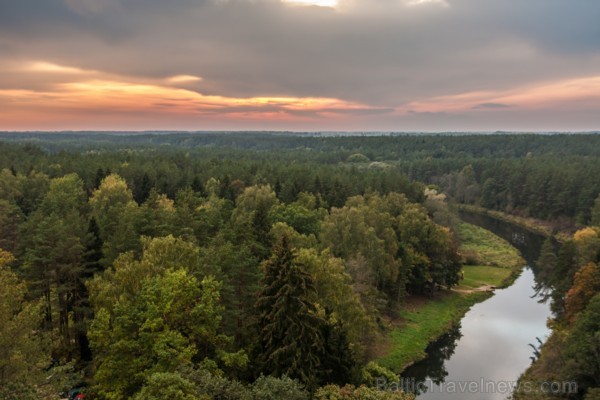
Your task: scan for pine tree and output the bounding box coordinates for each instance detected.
[255,236,325,391]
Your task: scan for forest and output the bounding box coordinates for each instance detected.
[0,132,599,400]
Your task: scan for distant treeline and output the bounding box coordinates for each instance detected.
[1,132,599,222]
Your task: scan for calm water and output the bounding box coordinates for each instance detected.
[401,213,553,400]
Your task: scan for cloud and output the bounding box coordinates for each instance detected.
[473,103,511,109]
[0,0,599,130]
[405,0,449,8]
[167,75,203,84]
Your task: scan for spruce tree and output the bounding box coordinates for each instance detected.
[255,235,325,390]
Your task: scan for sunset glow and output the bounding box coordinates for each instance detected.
[0,61,384,130]
[282,0,338,7]
[404,76,600,114]
[1,0,599,131]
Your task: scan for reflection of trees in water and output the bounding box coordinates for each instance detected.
[459,210,555,304]
[458,211,547,267]
[400,324,462,395]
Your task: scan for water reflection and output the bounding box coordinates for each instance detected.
[398,213,555,399]
[457,211,550,266]
[401,268,551,400]
[402,325,462,395]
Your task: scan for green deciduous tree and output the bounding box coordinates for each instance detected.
[87,236,245,400]
[294,248,372,357]
[89,174,140,265]
[133,372,197,400]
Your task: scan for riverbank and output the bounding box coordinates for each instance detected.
[376,222,525,372]
[457,204,572,242]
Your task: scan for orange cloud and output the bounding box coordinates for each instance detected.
[0,60,384,130]
[403,75,600,114]
[24,61,94,74]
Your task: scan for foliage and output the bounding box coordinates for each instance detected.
[377,291,488,372]
[565,263,600,322]
[562,293,600,396]
[89,174,140,265]
[251,375,309,400]
[315,384,414,400]
[133,372,197,400]
[87,236,245,399]
[2,133,599,398]
[456,222,524,270]
[255,235,326,390]
[0,250,47,389]
[19,173,89,358]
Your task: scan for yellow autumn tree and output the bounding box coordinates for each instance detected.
[573,227,600,265]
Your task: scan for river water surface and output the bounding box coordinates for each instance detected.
[401,213,553,400]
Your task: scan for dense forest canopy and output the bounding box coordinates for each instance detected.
[1,132,599,222]
[1,132,599,399]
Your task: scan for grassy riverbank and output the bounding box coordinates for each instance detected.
[376,222,525,372]
[457,204,573,242]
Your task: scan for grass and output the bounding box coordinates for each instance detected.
[458,204,572,242]
[457,221,524,270]
[377,290,490,372]
[457,265,512,290]
[376,222,525,372]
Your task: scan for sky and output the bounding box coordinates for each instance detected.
[0,0,599,132]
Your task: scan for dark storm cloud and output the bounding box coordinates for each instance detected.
[1,0,599,114]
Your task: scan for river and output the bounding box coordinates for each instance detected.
[400,212,553,400]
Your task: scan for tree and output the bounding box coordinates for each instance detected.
[294,248,372,356]
[395,202,460,294]
[88,236,245,400]
[133,172,154,204]
[315,384,412,400]
[20,173,88,359]
[89,174,140,265]
[269,194,325,236]
[565,263,600,322]
[251,375,308,400]
[320,198,399,299]
[133,372,197,400]
[0,199,24,253]
[592,194,600,226]
[255,236,326,390]
[573,227,600,266]
[137,188,177,238]
[198,236,260,348]
[0,249,48,393]
[318,319,357,385]
[231,185,279,260]
[552,241,579,317]
[562,293,600,396]
[16,170,51,216]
